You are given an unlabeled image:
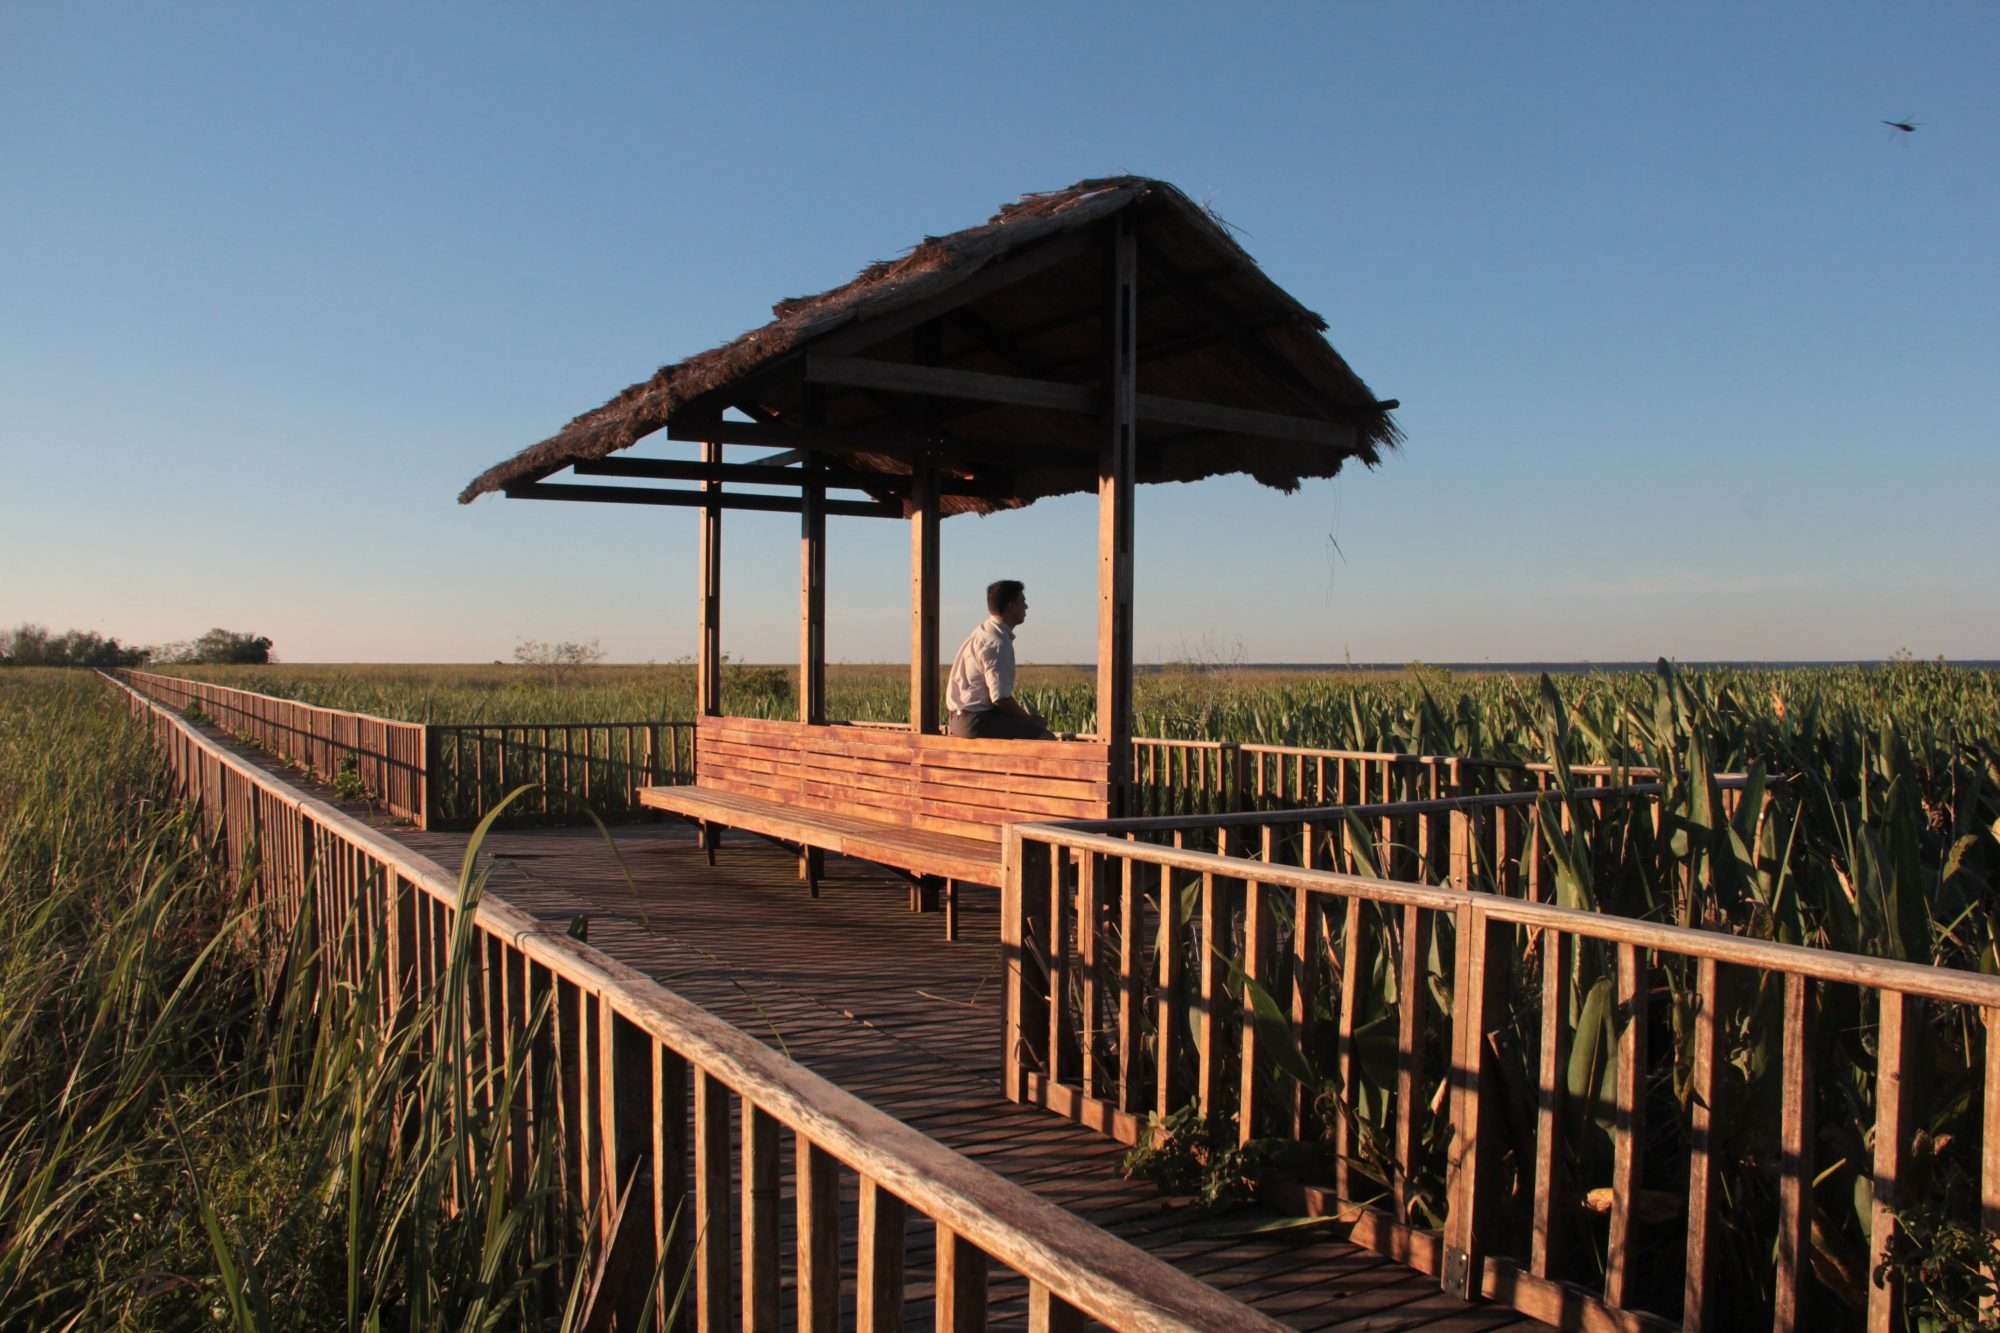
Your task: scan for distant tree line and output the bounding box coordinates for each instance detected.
[0,625,273,668]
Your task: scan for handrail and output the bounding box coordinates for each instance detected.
[124,667,413,728]
[1058,782,1676,836]
[120,672,697,832]
[123,667,429,823]
[1019,822,2000,1007]
[1127,735,1684,820]
[1002,815,2000,1329]
[107,672,1282,1331]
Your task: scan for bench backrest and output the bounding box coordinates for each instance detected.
[695,716,1112,842]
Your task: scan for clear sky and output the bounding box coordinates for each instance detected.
[5,4,1994,665]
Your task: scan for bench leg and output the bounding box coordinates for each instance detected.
[944,879,959,941]
[913,875,941,915]
[800,847,823,898]
[700,821,718,866]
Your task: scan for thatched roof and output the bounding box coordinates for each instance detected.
[460,176,1399,516]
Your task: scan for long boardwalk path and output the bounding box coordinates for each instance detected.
[240,735,1538,1329]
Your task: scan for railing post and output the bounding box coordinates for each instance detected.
[1868,991,1921,1332]
[796,1139,839,1333]
[1238,872,1273,1143]
[1441,899,1505,1300]
[420,724,440,831]
[1028,1283,1087,1332]
[693,1069,733,1331]
[651,1044,691,1333]
[1003,833,1050,1104]
[1196,845,1230,1118]
[741,1104,780,1332]
[1603,942,1647,1309]
[1982,1007,2000,1321]
[1156,830,1187,1117]
[935,1227,988,1333]
[857,1178,906,1332]
[1448,807,1471,889]
[1778,974,1823,1322]
[586,1012,660,1333]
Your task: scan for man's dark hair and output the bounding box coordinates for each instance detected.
[987,580,1026,615]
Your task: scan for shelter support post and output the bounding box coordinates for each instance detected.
[800,437,828,895]
[1096,215,1138,815]
[696,442,722,717]
[800,456,827,727]
[911,456,940,735]
[911,320,943,737]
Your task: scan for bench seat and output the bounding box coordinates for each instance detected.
[636,718,1114,935]
[638,783,1003,886]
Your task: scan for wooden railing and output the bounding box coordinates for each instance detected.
[107,671,1286,1332]
[429,723,696,829]
[1128,736,1669,817]
[119,672,696,832]
[124,668,430,823]
[1002,807,2000,1330]
[1082,778,1757,911]
[116,672,1679,839]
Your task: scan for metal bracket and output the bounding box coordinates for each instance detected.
[1440,1247,1474,1300]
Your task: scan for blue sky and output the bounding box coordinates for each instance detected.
[4,4,1994,664]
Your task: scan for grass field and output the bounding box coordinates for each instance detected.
[0,670,622,1329]
[162,655,2000,759]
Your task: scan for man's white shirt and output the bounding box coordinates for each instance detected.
[945,616,1015,714]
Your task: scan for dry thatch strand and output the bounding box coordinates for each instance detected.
[460,176,1400,517]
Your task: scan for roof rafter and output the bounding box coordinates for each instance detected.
[503,481,901,518]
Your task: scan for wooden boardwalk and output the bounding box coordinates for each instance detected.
[167,688,1534,1331]
[360,806,1534,1333]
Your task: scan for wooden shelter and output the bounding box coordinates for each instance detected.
[462,176,1398,901]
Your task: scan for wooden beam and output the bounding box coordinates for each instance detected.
[573,453,1012,501]
[1098,217,1137,814]
[805,355,1096,415]
[662,418,927,452]
[747,448,803,467]
[575,456,885,491]
[802,356,1385,450]
[951,306,1063,380]
[502,481,900,519]
[1135,392,1360,449]
[696,443,722,717]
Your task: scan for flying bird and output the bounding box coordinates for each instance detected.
[1883,119,1919,133]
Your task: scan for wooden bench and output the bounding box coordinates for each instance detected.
[638,715,1112,936]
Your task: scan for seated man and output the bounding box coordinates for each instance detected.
[945,579,1055,740]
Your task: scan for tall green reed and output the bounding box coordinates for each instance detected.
[0,672,679,1330]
